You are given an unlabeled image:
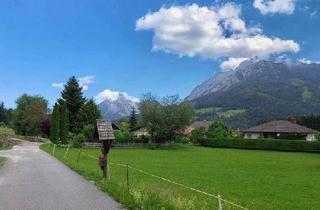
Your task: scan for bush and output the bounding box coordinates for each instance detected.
[202,138,320,153]
[175,135,190,144]
[189,128,206,144]
[0,126,15,141]
[0,126,15,148]
[206,122,230,139]
[71,133,86,148]
[114,130,133,143]
[140,135,150,144]
[82,124,95,142]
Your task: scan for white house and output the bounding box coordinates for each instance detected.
[243,120,317,141]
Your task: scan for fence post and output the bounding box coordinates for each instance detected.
[107,163,110,180]
[52,144,56,155]
[218,194,223,210]
[77,149,82,163]
[64,145,70,159]
[126,164,129,191]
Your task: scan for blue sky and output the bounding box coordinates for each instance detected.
[0,0,319,108]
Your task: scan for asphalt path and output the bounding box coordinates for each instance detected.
[0,141,121,210]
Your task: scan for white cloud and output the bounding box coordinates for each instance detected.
[94,89,140,104]
[275,54,292,63]
[52,75,95,91]
[220,57,248,71]
[298,58,320,64]
[310,10,318,18]
[253,0,296,15]
[136,3,299,62]
[52,82,64,89]
[78,75,95,91]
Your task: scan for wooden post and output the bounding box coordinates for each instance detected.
[64,145,70,159]
[218,194,223,210]
[126,164,129,191]
[52,144,56,155]
[77,149,81,163]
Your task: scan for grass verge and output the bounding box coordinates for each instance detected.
[0,157,5,168]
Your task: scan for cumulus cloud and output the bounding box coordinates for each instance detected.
[52,75,95,91]
[52,82,64,89]
[94,89,140,104]
[78,75,95,91]
[253,0,296,15]
[136,3,299,63]
[298,58,320,64]
[220,57,249,71]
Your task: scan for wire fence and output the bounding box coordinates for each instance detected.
[50,144,249,210]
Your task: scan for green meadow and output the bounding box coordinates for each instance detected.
[41,144,320,210]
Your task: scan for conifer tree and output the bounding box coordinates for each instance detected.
[129,107,137,131]
[59,101,69,144]
[61,76,85,132]
[50,103,60,144]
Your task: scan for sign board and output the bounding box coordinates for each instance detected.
[96,119,115,141]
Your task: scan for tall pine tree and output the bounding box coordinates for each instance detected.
[59,101,69,144]
[129,107,137,131]
[0,102,8,124]
[50,103,60,144]
[61,76,85,133]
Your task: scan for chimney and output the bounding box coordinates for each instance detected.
[289,117,297,124]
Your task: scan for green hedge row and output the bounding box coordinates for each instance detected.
[202,138,320,153]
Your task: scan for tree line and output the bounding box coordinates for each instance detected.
[0,76,101,145]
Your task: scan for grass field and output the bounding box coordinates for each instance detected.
[41,144,320,210]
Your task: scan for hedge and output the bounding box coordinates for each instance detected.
[202,138,320,153]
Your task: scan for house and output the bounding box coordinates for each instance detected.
[132,127,149,137]
[243,119,317,141]
[184,121,212,135]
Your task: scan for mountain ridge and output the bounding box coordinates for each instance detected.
[98,93,139,121]
[187,59,320,128]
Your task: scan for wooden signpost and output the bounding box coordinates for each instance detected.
[95,119,115,179]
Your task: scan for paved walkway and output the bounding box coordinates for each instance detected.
[0,141,121,210]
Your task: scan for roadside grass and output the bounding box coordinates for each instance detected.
[0,143,12,150]
[41,144,320,210]
[0,157,5,168]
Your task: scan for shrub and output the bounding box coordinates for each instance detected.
[189,128,206,145]
[139,135,150,144]
[202,138,320,153]
[0,126,15,147]
[71,133,86,148]
[175,135,190,144]
[114,130,133,143]
[82,124,95,142]
[206,122,230,139]
[0,126,15,141]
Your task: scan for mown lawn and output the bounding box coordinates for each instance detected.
[41,144,320,210]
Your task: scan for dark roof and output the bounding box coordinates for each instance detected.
[243,120,317,134]
[190,121,211,130]
[112,122,123,130]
